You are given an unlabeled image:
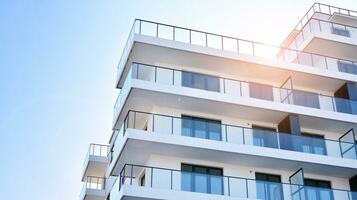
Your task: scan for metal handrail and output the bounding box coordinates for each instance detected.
[283,3,357,44]
[117,109,355,145]
[116,18,357,89]
[118,163,355,194]
[114,62,357,116]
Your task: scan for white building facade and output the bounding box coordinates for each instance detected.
[80,3,357,200]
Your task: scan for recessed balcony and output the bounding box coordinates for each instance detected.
[82,144,109,181]
[109,164,357,200]
[80,176,106,200]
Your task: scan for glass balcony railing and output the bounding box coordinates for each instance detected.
[80,176,105,199]
[113,63,357,123]
[286,18,357,72]
[287,3,357,43]
[111,110,357,161]
[116,18,357,87]
[82,143,110,168]
[112,164,357,200]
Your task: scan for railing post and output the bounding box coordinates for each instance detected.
[277,132,280,149]
[225,125,228,142]
[189,30,191,44]
[170,170,173,190]
[152,114,155,132]
[173,27,175,40]
[130,165,133,185]
[324,56,328,69]
[133,111,136,129]
[151,167,153,187]
[205,33,208,47]
[252,42,255,56]
[139,20,142,34]
[227,177,230,196]
[156,23,159,37]
[236,39,239,53]
[221,36,224,50]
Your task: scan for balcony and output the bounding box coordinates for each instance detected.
[108,109,357,177]
[113,63,357,132]
[285,17,357,62]
[110,164,356,200]
[82,144,109,181]
[80,176,106,200]
[116,18,357,90]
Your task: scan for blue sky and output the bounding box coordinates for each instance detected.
[0,0,356,199]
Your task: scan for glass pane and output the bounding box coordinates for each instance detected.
[181,172,192,192]
[193,119,207,139]
[181,117,192,137]
[210,176,223,195]
[207,122,221,141]
[194,174,208,193]
[181,72,192,88]
[206,75,220,92]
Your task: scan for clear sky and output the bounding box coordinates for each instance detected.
[1,0,357,199]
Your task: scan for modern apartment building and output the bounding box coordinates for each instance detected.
[80,2,357,200]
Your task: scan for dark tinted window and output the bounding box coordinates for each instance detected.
[181,164,223,195]
[338,61,357,75]
[182,71,220,92]
[304,179,331,189]
[182,116,222,141]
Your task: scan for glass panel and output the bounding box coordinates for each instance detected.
[181,117,192,137]
[249,83,274,101]
[181,172,192,192]
[193,119,207,139]
[206,75,220,92]
[253,129,278,148]
[338,61,357,75]
[210,176,223,195]
[194,173,208,193]
[292,90,320,109]
[207,122,221,141]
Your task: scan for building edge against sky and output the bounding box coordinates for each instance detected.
[80,2,357,200]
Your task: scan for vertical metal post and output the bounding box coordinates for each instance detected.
[310,54,314,66]
[227,177,231,196]
[156,23,159,37]
[152,114,155,132]
[133,111,136,129]
[151,167,153,187]
[130,165,133,185]
[139,20,142,34]
[237,39,239,53]
[205,33,208,47]
[154,66,157,82]
[318,20,322,32]
[242,128,245,144]
[223,78,226,94]
[324,56,328,69]
[252,42,255,56]
[189,30,191,44]
[225,125,228,142]
[171,117,174,135]
[173,27,175,40]
[221,36,224,50]
[170,170,173,190]
[277,132,280,149]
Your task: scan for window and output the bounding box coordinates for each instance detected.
[331,27,350,37]
[304,178,333,200]
[252,125,278,148]
[181,116,222,141]
[337,61,357,75]
[301,133,327,155]
[255,173,283,200]
[181,164,223,195]
[181,71,220,92]
[249,82,274,101]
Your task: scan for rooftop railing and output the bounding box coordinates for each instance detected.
[116,19,357,88]
[112,164,357,200]
[292,3,357,34]
[113,63,357,126]
[111,110,357,162]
